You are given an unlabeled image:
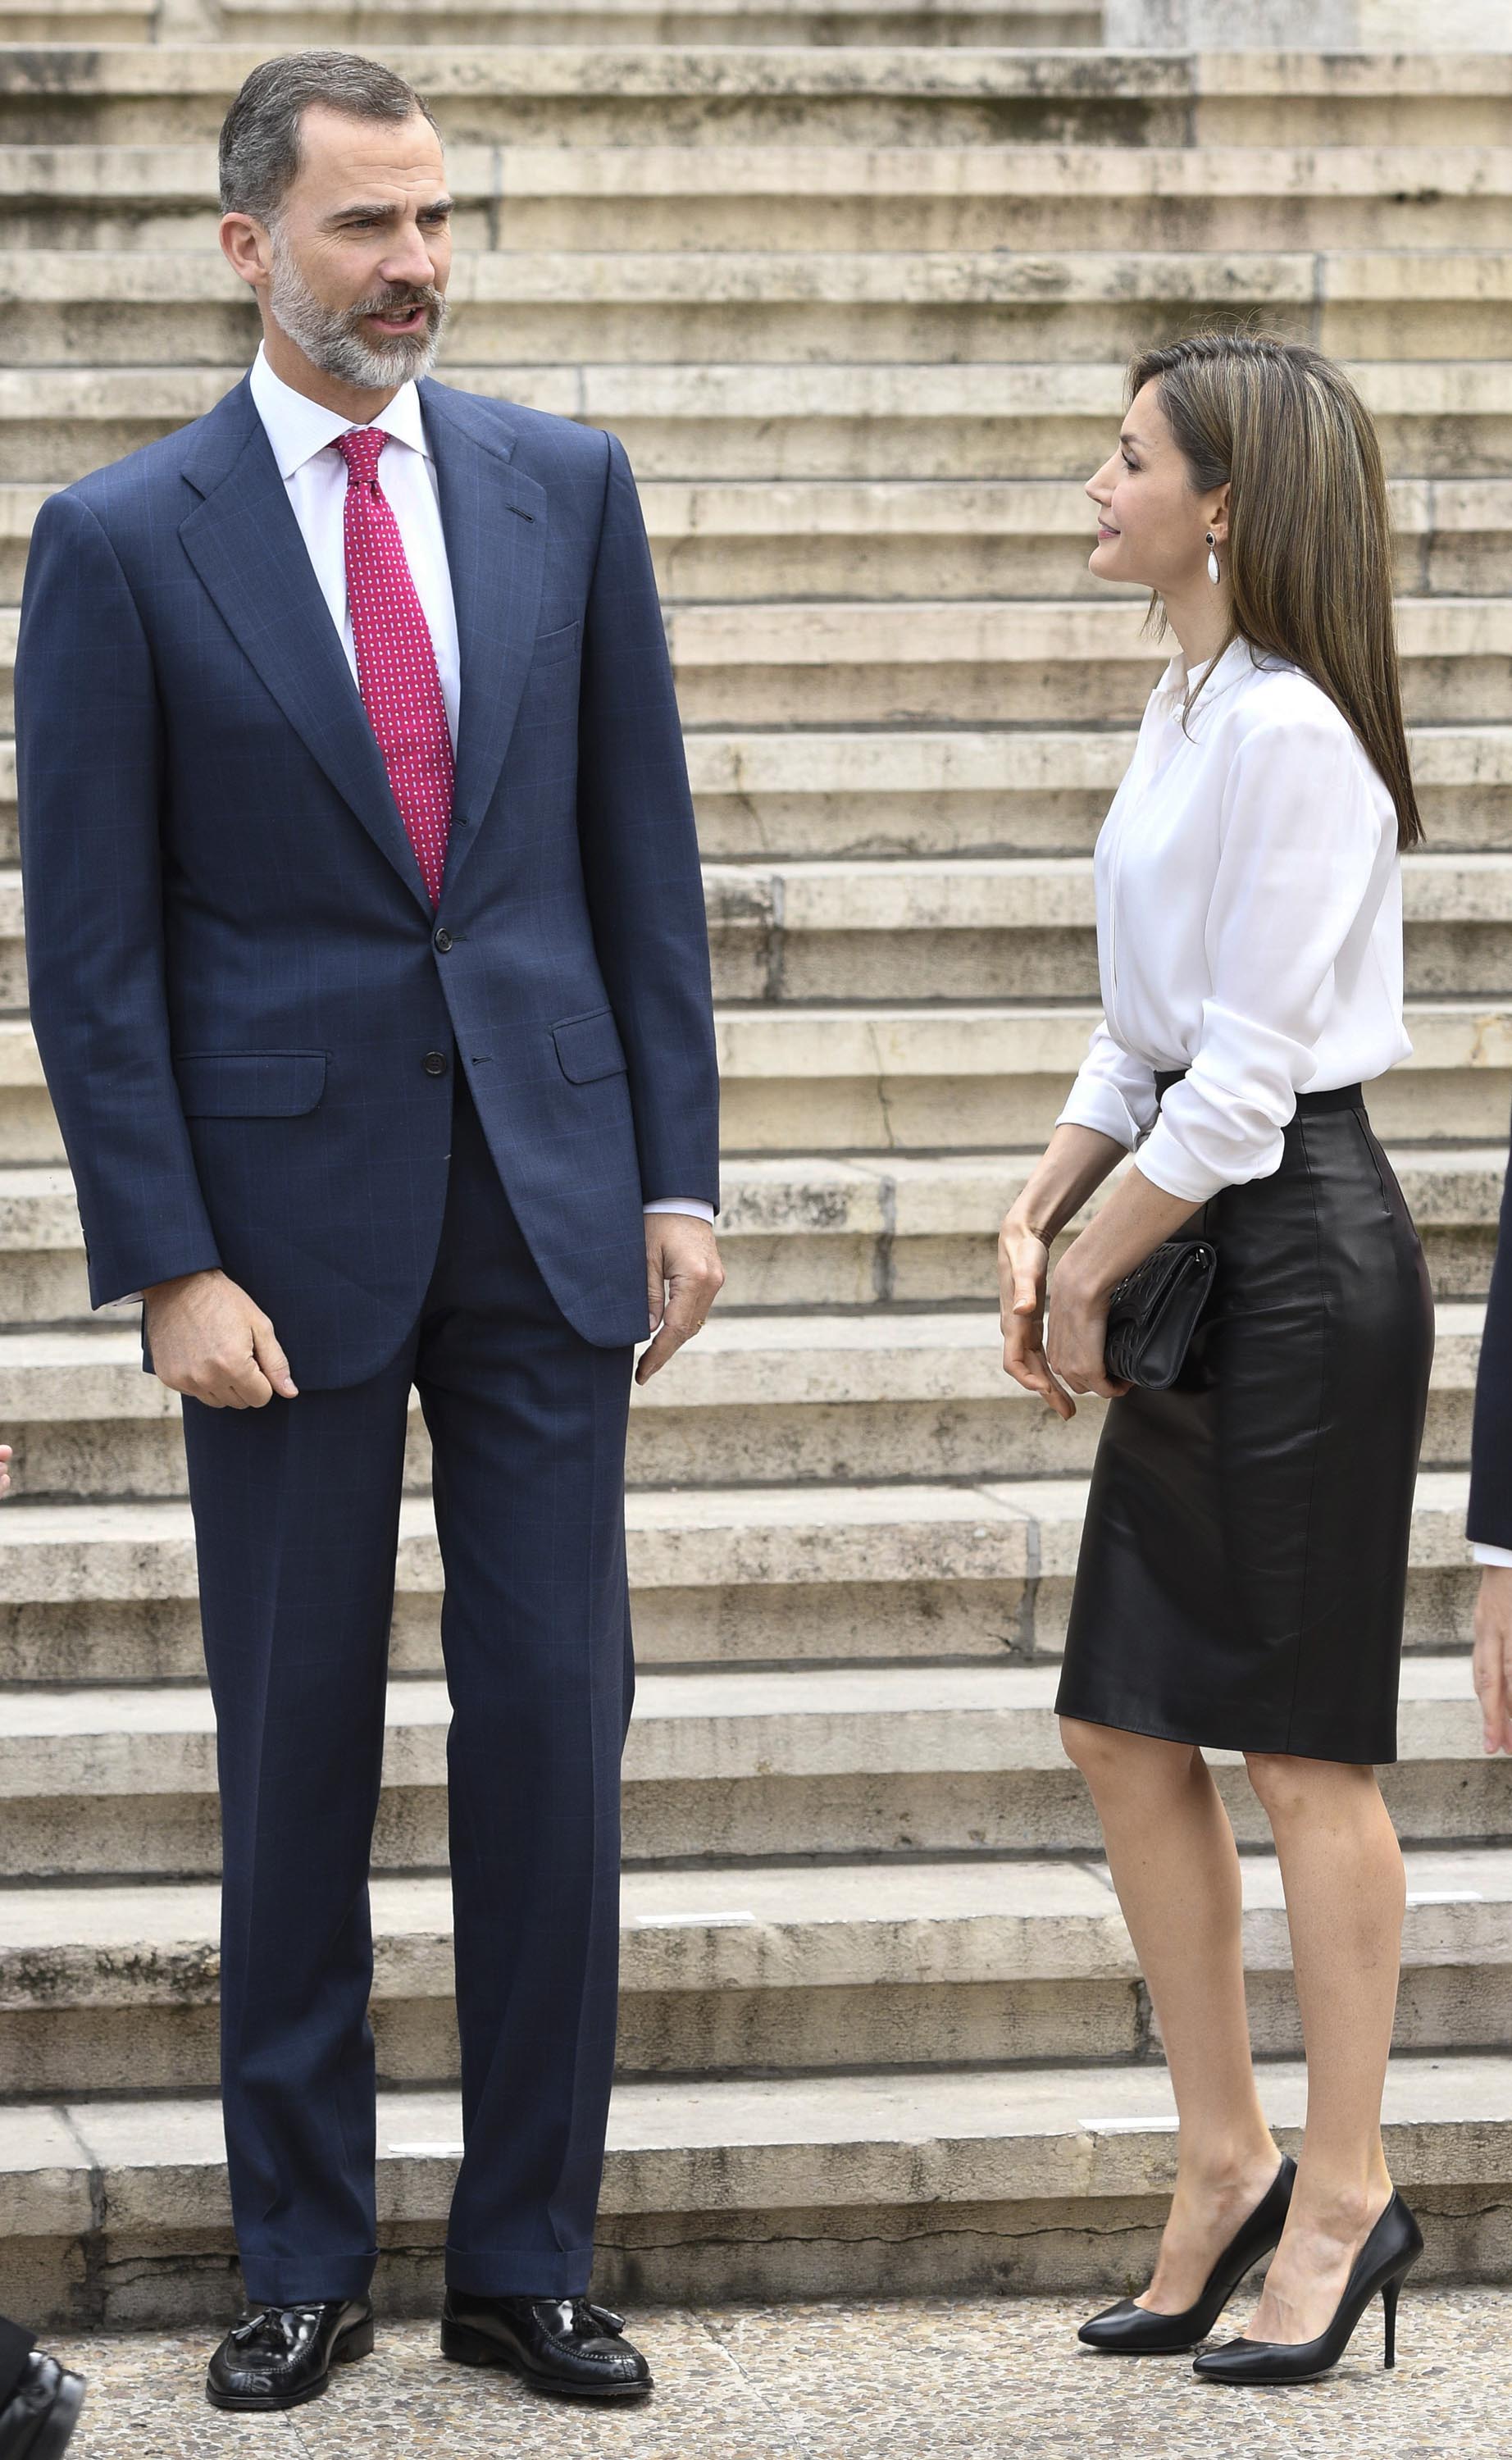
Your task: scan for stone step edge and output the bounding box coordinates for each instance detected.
[0,1301,1485,1417]
[3,143,1511,206]
[0,1654,1478,1782]
[0,46,1505,97]
[2,1843,1507,2012]
[0,1466,1480,1597]
[4,1000,1512,1088]
[6,2052,1512,2242]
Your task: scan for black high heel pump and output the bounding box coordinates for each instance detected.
[1077,2156,1296,2355]
[1192,2189,1423,2384]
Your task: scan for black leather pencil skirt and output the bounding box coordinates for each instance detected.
[1054,1080,1434,1765]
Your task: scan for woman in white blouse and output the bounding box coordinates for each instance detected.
[1000,334,1433,2385]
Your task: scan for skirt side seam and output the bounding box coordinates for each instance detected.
[1281,1114,1337,1758]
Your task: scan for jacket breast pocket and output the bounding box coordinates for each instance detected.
[174,1050,328,1118]
[531,619,581,670]
[552,1009,627,1085]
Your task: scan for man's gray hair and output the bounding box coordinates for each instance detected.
[219,49,439,224]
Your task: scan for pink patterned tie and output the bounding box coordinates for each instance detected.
[335,426,453,907]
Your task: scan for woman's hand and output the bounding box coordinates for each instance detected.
[1473,1566,1512,1756]
[999,1214,1074,1421]
[1044,1254,1131,1403]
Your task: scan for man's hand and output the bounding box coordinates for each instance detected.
[142,1268,299,1409]
[637,1216,724,1386]
[1473,1565,1512,1756]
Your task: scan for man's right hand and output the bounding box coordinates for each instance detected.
[141,1269,298,1409]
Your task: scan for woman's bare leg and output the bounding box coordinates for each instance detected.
[1239,1753,1403,2343]
[1060,1717,1282,2309]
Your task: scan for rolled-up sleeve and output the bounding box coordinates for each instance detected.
[1134,715,1387,1204]
[1057,1018,1159,1152]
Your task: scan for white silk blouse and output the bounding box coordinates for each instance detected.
[1056,634,1410,1205]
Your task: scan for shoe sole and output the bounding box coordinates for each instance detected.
[204,2316,375,2412]
[440,2317,653,2399]
[22,2375,86,2460]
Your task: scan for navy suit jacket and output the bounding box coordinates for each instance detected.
[16,373,720,1387]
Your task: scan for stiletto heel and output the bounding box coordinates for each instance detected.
[1382,2271,1400,2370]
[1077,2157,1295,2355]
[1193,2192,1423,2385]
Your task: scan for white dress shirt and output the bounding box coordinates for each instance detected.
[238,347,713,1228]
[1057,635,1410,1206]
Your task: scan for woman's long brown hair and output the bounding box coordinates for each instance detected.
[1128,332,1423,850]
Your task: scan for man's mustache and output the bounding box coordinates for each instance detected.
[348,284,446,324]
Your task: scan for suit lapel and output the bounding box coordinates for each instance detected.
[177,379,435,919]
[421,380,547,902]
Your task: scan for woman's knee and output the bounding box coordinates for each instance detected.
[1059,1715,1194,1792]
[1243,1749,1373,1823]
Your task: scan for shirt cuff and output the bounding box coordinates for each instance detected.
[643,1199,715,1223]
[1473,1542,1512,1568]
[1054,1085,1144,1154]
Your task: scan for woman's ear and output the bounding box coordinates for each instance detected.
[1207,484,1232,548]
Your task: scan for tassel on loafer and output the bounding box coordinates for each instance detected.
[1192,2189,1423,2385]
[1077,2156,1296,2355]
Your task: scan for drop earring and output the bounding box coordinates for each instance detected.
[1205,531,1221,585]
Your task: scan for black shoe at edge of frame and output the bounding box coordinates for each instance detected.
[0,2353,86,2460]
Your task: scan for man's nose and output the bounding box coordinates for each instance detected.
[380,226,439,289]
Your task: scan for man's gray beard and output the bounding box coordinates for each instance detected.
[267,230,447,390]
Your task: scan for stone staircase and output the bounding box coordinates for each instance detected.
[1,16,1511,2330]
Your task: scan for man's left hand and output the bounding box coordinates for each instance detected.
[638,1217,724,1385]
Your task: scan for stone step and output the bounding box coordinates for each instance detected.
[2,142,1506,253]
[0,1134,1501,1327]
[0,1469,1479,1684]
[10,595,1512,731]
[0,1655,1496,1877]
[665,597,1512,725]
[0,718,1504,867]
[2,356,1506,485]
[684,721,1512,858]
[699,850,1512,999]
[0,1296,1485,1498]
[4,247,1510,370]
[7,846,1512,1014]
[4,1842,1509,2096]
[0,0,148,33]
[9,473,1511,601]
[3,2048,1510,2323]
[0,45,1506,152]
[0,1000,1507,1166]
[221,0,1102,47]
[704,1000,1512,1149]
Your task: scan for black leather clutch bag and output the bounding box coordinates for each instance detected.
[1104,1239,1218,1390]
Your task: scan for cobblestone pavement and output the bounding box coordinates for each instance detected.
[41,2288,1506,2458]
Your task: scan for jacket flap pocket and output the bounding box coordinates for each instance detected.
[552,1008,627,1085]
[174,1050,328,1118]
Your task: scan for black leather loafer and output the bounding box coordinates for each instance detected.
[441,2293,653,2400]
[0,2353,85,2458]
[205,2299,374,2412]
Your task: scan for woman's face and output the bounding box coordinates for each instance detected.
[1085,378,1226,595]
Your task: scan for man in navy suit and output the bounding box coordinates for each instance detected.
[16,50,721,2412]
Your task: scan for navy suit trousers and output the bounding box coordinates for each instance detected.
[181,1061,635,2304]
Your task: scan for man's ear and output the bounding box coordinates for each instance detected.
[219,212,272,294]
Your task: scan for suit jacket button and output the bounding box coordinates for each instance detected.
[423,1050,449,1077]
[434,927,453,952]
